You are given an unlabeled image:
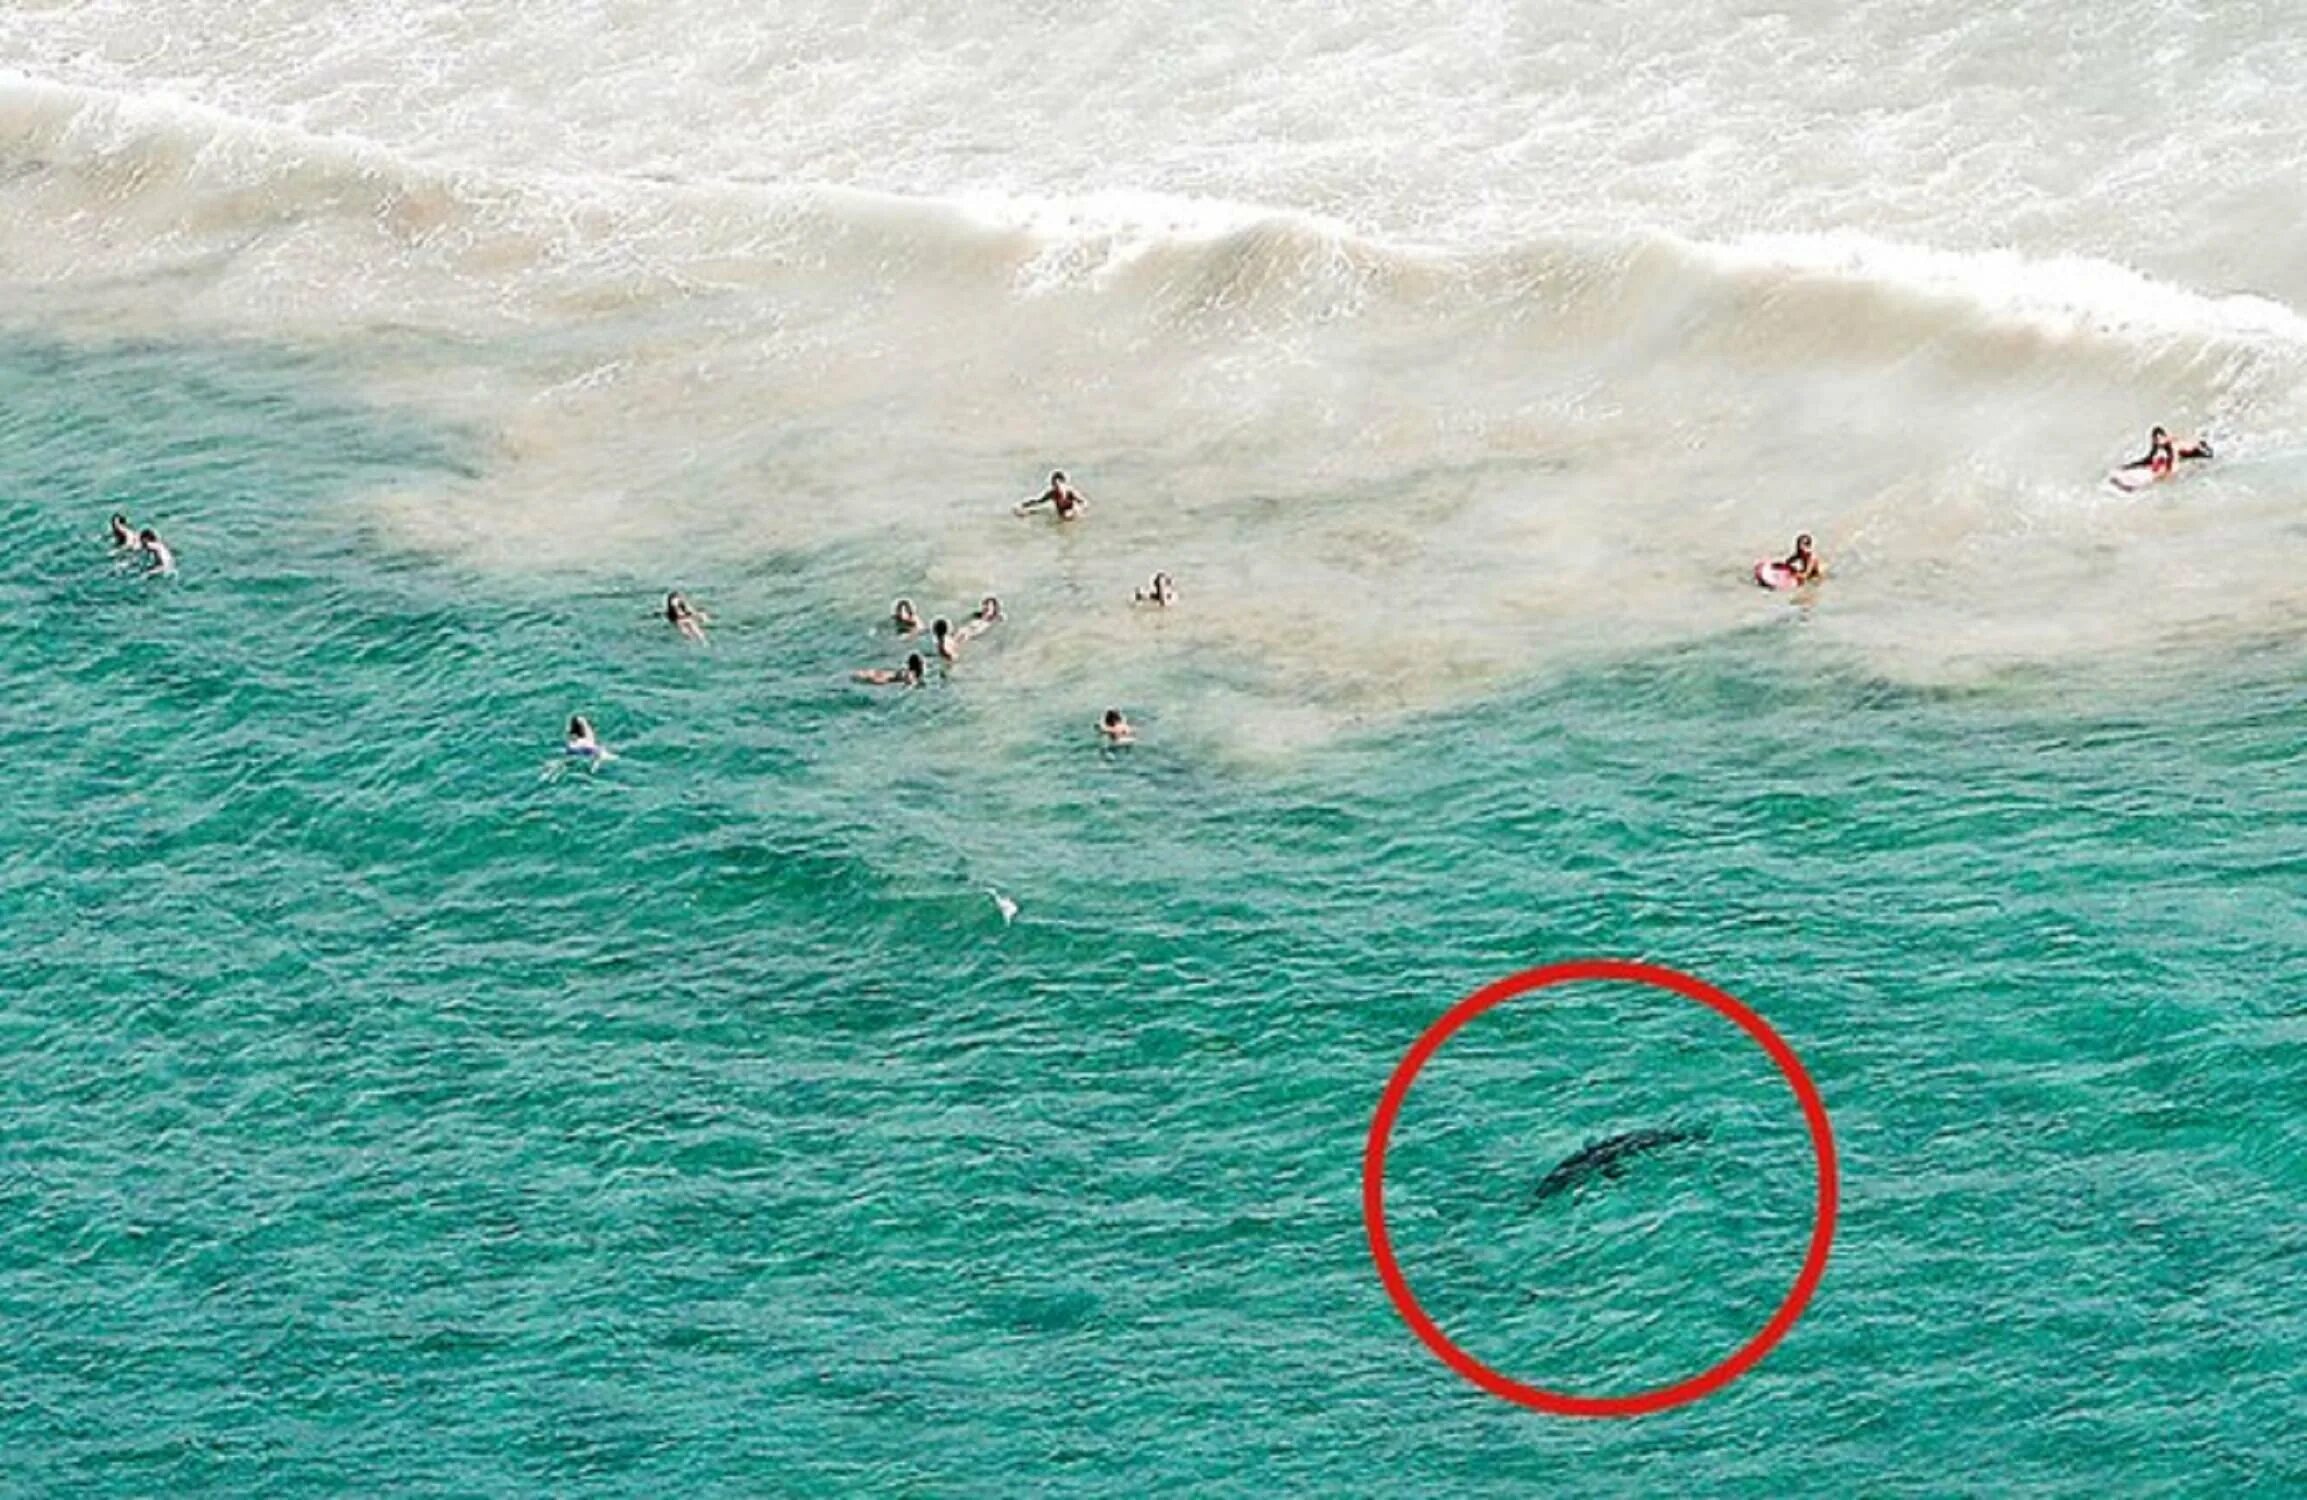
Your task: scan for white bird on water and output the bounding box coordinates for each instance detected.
[988,889,1018,925]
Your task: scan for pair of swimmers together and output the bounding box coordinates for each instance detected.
[1761,422,2202,591]
[108,513,175,574]
[1012,468,1177,605]
[854,659,1133,745]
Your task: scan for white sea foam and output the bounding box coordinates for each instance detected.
[7,0,2304,293]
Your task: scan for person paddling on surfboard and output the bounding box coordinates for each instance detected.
[2130,426,2213,479]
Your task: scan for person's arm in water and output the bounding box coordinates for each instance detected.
[855,653,926,686]
[1014,489,1055,515]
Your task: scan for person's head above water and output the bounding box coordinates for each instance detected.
[665,591,687,617]
[1103,708,1125,728]
[568,715,592,739]
[893,597,919,622]
[1050,470,1068,486]
[979,595,1001,618]
[138,528,160,545]
[904,652,926,681]
[932,617,950,638]
[2152,426,2170,443]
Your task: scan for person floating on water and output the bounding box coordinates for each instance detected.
[664,591,710,643]
[954,595,1003,643]
[891,598,923,635]
[1134,571,1177,606]
[565,715,607,762]
[1780,533,1823,584]
[931,617,958,664]
[2132,425,2214,478]
[1100,708,1134,744]
[1015,469,1088,521]
[855,652,927,687]
[137,528,176,575]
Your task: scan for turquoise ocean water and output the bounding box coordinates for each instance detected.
[2,334,2300,1493]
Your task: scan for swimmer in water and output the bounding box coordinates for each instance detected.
[1100,708,1134,744]
[108,513,138,551]
[1779,533,1823,584]
[2130,425,2214,477]
[931,617,958,664]
[138,528,176,575]
[892,598,923,635]
[547,713,617,779]
[1014,469,1088,521]
[954,595,1003,643]
[664,591,710,643]
[1134,571,1177,606]
[854,652,927,687]
[565,715,606,760]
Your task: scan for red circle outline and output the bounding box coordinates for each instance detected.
[1362,958,1838,1418]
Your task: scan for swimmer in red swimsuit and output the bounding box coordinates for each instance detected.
[2132,426,2214,476]
[1015,469,1089,520]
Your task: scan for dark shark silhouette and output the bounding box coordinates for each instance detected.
[1532,1126,1709,1202]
